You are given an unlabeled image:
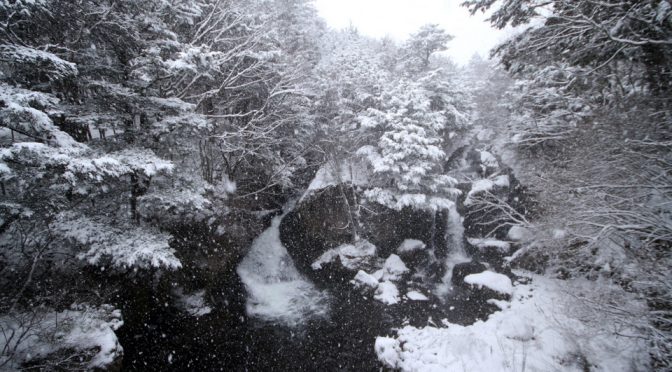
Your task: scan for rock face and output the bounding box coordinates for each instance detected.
[279,186,446,286]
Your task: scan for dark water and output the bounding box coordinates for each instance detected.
[114,268,497,371]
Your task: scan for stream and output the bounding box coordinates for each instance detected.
[115,203,491,371]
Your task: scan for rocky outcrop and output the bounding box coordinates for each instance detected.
[279,186,446,285]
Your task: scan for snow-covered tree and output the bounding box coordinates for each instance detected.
[357,79,461,211]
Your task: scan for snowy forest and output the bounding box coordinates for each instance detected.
[0,0,670,370]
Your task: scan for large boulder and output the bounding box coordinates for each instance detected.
[451,261,487,286]
[279,185,447,285]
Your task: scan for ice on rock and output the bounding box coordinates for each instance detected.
[464,270,513,296]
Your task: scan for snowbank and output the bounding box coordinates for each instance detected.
[464,270,513,296]
[375,274,650,372]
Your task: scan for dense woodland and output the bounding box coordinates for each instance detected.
[0,0,670,370]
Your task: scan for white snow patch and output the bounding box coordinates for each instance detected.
[397,239,426,254]
[374,281,400,305]
[376,274,650,372]
[467,237,511,253]
[464,270,513,296]
[237,215,329,326]
[406,290,429,301]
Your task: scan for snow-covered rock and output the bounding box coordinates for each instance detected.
[374,281,400,305]
[406,290,429,301]
[397,239,426,254]
[352,270,379,288]
[464,270,513,296]
[0,304,123,370]
[311,239,377,271]
[381,254,409,281]
[464,178,494,205]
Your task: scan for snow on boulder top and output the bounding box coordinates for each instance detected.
[406,290,429,301]
[467,237,511,253]
[464,270,513,296]
[352,270,379,288]
[464,179,494,205]
[374,281,400,305]
[382,254,409,281]
[397,239,426,254]
[311,239,376,271]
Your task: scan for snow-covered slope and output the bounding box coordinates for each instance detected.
[375,273,649,371]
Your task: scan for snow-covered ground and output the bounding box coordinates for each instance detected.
[375,273,650,371]
[0,304,123,370]
[237,215,329,326]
